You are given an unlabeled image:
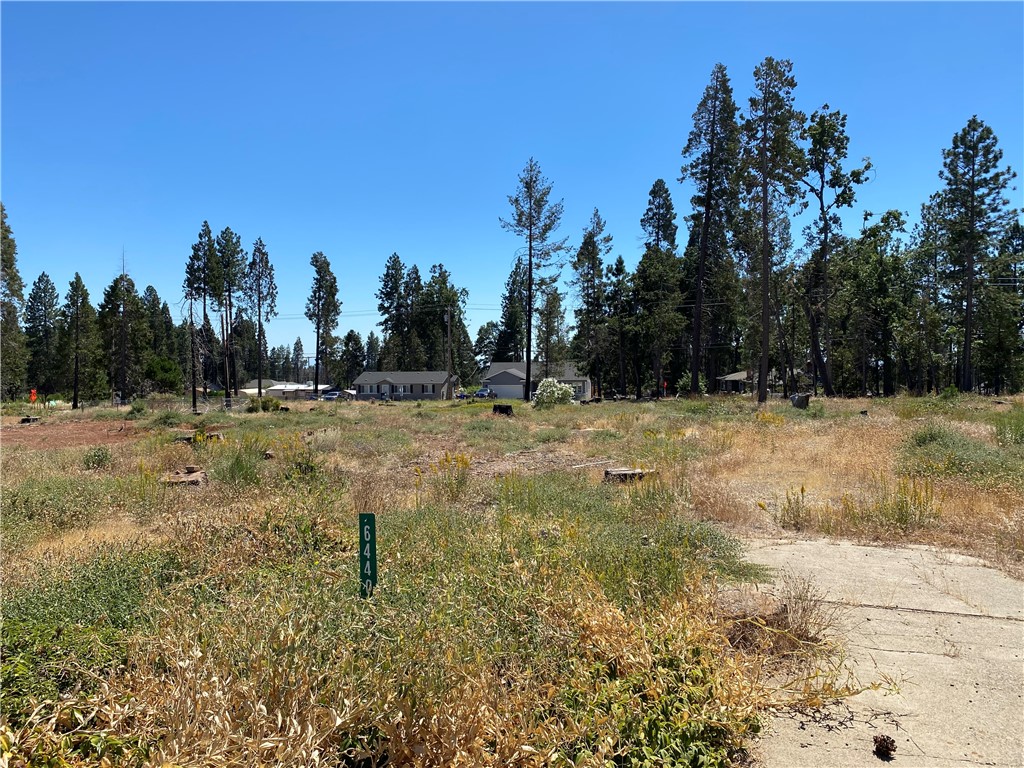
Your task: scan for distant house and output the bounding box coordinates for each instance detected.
[716,370,752,394]
[482,361,593,400]
[260,381,333,401]
[351,371,458,401]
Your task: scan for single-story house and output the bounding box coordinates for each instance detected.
[716,370,752,394]
[242,380,334,401]
[482,361,593,400]
[351,371,459,401]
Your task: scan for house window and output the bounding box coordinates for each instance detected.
[425,384,435,394]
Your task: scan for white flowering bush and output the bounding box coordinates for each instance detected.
[532,377,575,408]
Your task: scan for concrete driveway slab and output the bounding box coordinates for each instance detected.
[746,539,1024,768]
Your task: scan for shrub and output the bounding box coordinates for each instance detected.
[532,377,574,408]
[83,445,112,470]
[994,406,1024,447]
[246,396,283,413]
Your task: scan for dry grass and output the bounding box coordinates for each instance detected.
[2,394,1019,765]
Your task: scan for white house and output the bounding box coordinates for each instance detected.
[482,362,593,400]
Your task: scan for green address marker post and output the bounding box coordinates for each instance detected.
[359,513,377,598]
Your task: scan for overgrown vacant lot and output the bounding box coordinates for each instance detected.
[2,394,1022,766]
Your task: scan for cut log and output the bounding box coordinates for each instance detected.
[604,468,649,483]
[20,416,40,424]
[160,468,208,486]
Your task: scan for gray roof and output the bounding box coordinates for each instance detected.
[352,371,455,386]
[717,370,753,382]
[484,361,588,382]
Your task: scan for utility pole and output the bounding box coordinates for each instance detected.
[118,250,127,405]
[190,301,198,414]
[445,306,454,399]
[222,312,232,409]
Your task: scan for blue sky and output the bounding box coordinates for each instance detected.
[3,1,1022,354]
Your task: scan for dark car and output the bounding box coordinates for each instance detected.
[475,387,497,399]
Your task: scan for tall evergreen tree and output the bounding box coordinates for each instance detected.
[140,286,171,360]
[24,272,61,396]
[935,116,1017,391]
[535,287,571,379]
[305,252,341,395]
[474,320,500,372]
[337,329,366,387]
[570,209,612,397]
[633,180,682,397]
[500,158,568,400]
[212,227,246,395]
[97,273,152,400]
[292,337,305,383]
[494,257,528,363]
[376,252,407,368]
[365,331,381,373]
[680,63,741,394]
[975,221,1024,393]
[184,221,217,397]
[243,237,278,396]
[798,105,871,395]
[58,273,105,408]
[1,202,27,399]
[604,255,633,396]
[740,57,806,402]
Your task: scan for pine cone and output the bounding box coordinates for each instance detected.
[873,733,897,758]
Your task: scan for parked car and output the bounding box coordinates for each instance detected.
[475,387,497,399]
[323,391,340,401]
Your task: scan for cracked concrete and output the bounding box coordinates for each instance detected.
[747,539,1024,768]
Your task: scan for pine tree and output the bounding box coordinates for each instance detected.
[633,180,682,397]
[212,227,247,395]
[376,253,407,369]
[494,257,528,363]
[535,287,571,379]
[500,158,568,400]
[141,286,167,357]
[798,105,871,395]
[243,237,278,396]
[292,337,305,382]
[570,209,612,397]
[740,57,806,402]
[975,221,1024,394]
[184,221,217,398]
[305,252,341,395]
[680,63,741,394]
[604,255,633,396]
[365,331,381,373]
[58,273,106,408]
[24,272,61,396]
[1,202,27,399]
[337,330,366,387]
[935,116,1017,391]
[474,321,500,372]
[97,273,152,400]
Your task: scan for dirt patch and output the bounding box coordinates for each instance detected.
[0,417,145,450]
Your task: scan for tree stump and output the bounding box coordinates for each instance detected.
[493,404,514,416]
[160,467,208,486]
[790,393,811,409]
[604,468,649,483]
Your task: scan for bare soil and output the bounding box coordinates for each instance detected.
[0,416,143,450]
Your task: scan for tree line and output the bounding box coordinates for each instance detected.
[1,58,1020,405]
[487,60,1021,400]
